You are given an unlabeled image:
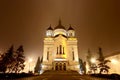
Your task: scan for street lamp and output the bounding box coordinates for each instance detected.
[90,58,96,63]
[28,58,33,73]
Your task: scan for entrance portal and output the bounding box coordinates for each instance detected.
[54,62,67,71]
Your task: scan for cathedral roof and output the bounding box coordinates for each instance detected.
[68,25,74,30]
[47,25,53,30]
[54,34,67,38]
[54,19,66,30]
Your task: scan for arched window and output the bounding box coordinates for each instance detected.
[70,33,72,36]
[47,51,49,60]
[72,51,75,61]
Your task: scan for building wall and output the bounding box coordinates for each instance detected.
[42,22,79,71]
[42,35,79,71]
[106,53,120,74]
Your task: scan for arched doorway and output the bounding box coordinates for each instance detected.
[55,63,58,70]
[63,63,66,71]
[59,63,62,70]
[54,62,67,71]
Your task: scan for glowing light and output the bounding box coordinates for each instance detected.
[63,54,67,58]
[90,58,96,63]
[68,38,77,40]
[29,58,33,63]
[24,62,26,65]
[54,29,67,36]
[111,59,118,64]
[41,64,46,68]
[54,58,66,61]
[86,64,90,74]
[40,70,44,74]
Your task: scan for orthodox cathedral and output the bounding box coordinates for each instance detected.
[42,20,79,71]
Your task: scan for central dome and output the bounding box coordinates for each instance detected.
[54,19,67,36]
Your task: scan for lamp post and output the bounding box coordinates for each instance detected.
[28,58,33,73]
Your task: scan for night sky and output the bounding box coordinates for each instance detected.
[0,0,120,62]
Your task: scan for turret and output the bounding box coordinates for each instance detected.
[46,25,53,37]
[67,25,75,37]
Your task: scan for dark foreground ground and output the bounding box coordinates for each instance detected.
[0,71,120,80]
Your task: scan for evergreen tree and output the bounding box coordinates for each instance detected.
[40,56,43,63]
[86,49,92,73]
[97,47,110,74]
[13,45,25,73]
[98,47,104,61]
[79,58,86,74]
[34,57,41,73]
[0,52,7,73]
[86,49,97,74]
[0,45,25,73]
[0,45,15,73]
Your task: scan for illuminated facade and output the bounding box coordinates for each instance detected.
[42,20,79,71]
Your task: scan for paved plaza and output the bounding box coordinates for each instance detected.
[18,71,111,80]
